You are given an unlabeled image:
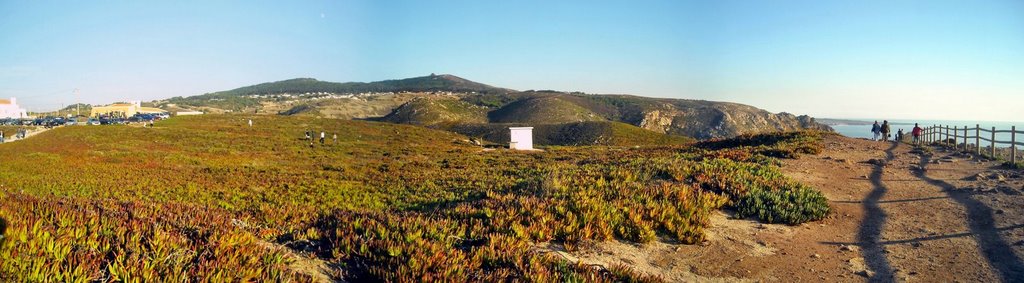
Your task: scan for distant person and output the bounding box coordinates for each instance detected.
[871,121,881,141]
[320,131,325,144]
[896,129,904,142]
[248,119,253,127]
[880,120,891,142]
[304,131,310,140]
[333,133,338,144]
[911,123,923,145]
[0,131,4,143]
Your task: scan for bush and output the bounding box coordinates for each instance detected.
[735,184,831,224]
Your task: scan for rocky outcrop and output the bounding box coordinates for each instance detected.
[635,100,832,139]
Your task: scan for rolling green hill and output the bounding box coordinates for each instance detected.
[154,74,831,140]
[380,97,489,125]
[487,95,605,124]
[380,91,832,140]
[162,74,511,112]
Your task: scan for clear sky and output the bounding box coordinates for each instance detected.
[1,0,1022,121]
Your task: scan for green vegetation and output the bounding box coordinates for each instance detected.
[488,96,604,124]
[381,97,489,125]
[446,121,692,146]
[0,115,829,281]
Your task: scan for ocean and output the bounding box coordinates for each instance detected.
[828,119,1024,148]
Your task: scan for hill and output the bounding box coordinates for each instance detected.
[382,91,832,139]
[162,74,512,111]
[212,74,511,97]
[487,95,605,124]
[151,74,830,140]
[379,96,488,125]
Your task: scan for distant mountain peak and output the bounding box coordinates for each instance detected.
[202,74,512,97]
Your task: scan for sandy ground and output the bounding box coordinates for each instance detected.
[556,134,1024,282]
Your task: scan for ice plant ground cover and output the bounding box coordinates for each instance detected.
[0,115,830,282]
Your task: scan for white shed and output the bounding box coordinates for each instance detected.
[509,127,534,150]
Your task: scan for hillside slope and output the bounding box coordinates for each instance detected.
[154,75,830,139]
[380,97,489,125]
[383,91,831,139]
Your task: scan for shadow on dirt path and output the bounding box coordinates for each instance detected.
[916,150,1024,282]
[856,141,898,282]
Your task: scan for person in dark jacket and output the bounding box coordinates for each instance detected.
[871,121,881,141]
[880,120,891,142]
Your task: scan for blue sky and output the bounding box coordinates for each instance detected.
[1,0,1022,121]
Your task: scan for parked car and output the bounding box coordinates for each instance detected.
[87,118,100,125]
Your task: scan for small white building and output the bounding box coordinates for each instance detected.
[509,127,534,150]
[0,97,28,119]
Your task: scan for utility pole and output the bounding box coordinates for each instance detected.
[74,88,80,117]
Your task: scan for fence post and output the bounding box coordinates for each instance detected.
[991,126,996,159]
[976,124,981,155]
[963,125,968,152]
[1013,126,1017,164]
[947,125,951,147]
[953,126,958,149]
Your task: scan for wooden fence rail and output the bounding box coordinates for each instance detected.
[922,124,1021,163]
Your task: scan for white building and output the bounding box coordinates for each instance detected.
[509,127,534,150]
[0,97,28,119]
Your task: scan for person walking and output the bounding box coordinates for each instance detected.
[1,130,5,143]
[248,119,253,127]
[880,120,891,142]
[871,121,882,141]
[332,133,338,144]
[911,123,923,145]
[896,129,904,142]
[319,131,325,145]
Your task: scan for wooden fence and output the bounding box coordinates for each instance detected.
[921,125,1021,163]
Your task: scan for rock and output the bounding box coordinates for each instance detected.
[995,173,1007,181]
[967,173,987,181]
[856,270,876,278]
[996,209,1005,214]
[840,245,859,252]
[812,253,821,258]
[911,242,923,248]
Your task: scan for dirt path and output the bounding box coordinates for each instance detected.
[560,135,1024,282]
[1,127,51,143]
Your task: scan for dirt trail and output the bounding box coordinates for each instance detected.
[1,127,51,143]
[561,135,1024,282]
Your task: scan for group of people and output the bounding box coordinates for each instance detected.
[0,129,29,143]
[871,120,924,145]
[304,130,338,147]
